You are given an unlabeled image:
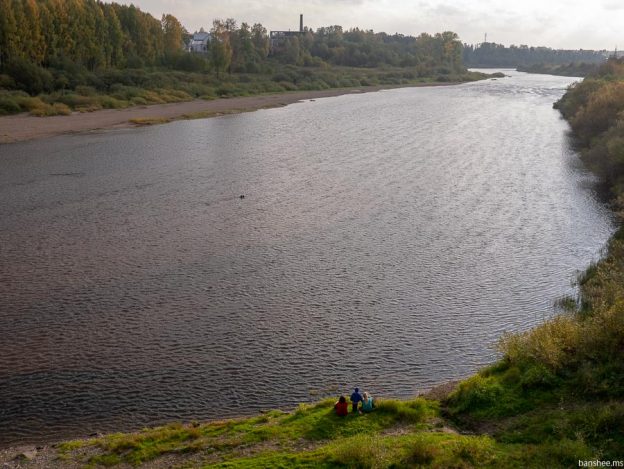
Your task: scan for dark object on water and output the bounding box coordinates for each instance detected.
[239,195,245,199]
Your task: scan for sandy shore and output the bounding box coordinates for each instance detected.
[0,83,459,144]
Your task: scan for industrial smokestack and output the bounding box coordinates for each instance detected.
[300,14,303,33]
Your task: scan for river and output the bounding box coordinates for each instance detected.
[0,70,615,446]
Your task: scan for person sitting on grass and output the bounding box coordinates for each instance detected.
[361,391,375,413]
[334,396,348,417]
[350,387,363,413]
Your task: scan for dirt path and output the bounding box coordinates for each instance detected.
[0,83,458,144]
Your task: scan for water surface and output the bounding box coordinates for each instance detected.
[0,71,614,446]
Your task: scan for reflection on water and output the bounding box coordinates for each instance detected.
[0,71,614,446]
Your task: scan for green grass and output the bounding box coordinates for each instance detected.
[53,387,618,467]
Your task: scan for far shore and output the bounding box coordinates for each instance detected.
[0,82,464,144]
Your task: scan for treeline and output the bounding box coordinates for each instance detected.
[271,28,463,73]
[516,62,599,77]
[0,0,484,117]
[554,57,624,204]
[0,0,190,94]
[0,0,468,93]
[463,42,607,68]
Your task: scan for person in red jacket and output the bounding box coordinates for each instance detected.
[334,396,348,417]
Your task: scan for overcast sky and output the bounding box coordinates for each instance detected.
[120,0,622,50]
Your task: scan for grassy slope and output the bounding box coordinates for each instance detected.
[56,397,590,468]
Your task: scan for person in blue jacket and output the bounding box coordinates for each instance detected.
[350,387,363,413]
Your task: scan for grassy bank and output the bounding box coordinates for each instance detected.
[43,395,606,468]
[0,66,488,117]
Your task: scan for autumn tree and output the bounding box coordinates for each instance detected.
[210,19,233,77]
[162,13,183,57]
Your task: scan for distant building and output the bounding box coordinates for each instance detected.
[270,14,305,53]
[188,29,211,54]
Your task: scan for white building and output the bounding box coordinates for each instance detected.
[188,30,211,54]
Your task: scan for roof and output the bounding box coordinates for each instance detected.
[192,31,211,42]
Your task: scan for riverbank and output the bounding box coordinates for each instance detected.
[0,372,608,468]
[0,381,543,468]
[0,82,464,144]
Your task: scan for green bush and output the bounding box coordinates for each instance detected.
[401,436,439,465]
[52,102,72,115]
[447,375,505,414]
[0,96,21,115]
[75,85,97,96]
[13,95,47,112]
[331,435,388,469]
[375,398,428,424]
[99,95,127,109]
[451,436,495,466]
[0,74,16,89]
[130,96,148,105]
[57,93,96,108]
[520,363,559,389]
[6,58,54,95]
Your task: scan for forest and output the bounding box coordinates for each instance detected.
[463,42,607,68]
[0,0,479,116]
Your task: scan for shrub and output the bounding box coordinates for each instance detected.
[278,81,297,91]
[0,96,21,115]
[57,93,96,108]
[75,85,97,96]
[216,83,242,97]
[99,96,127,109]
[570,81,624,143]
[6,58,54,95]
[451,436,495,466]
[498,315,581,371]
[520,363,558,389]
[158,88,192,101]
[109,84,143,101]
[130,96,148,106]
[332,435,388,469]
[447,375,505,414]
[52,102,72,115]
[139,90,165,104]
[29,104,55,116]
[402,436,440,465]
[14,95,47,112]
[375,399,428,424]
[0,74,16,89]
